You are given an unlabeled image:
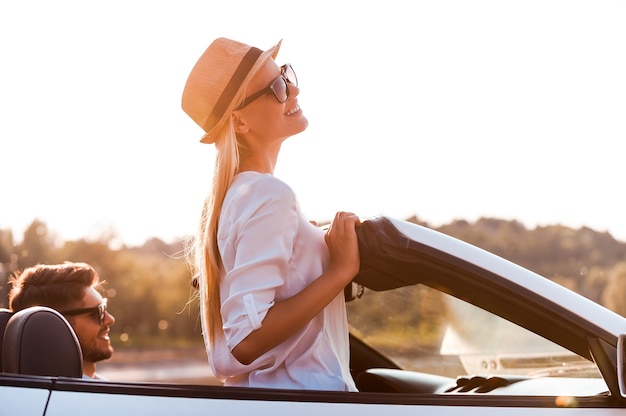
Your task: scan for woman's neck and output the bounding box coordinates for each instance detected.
[237,158,275,175]
[238,145,281,175]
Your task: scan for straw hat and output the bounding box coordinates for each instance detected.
[182,38,282,144]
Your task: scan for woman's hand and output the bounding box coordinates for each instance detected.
[324,211,361,284]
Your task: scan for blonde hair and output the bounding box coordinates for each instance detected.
[190,116,241,345]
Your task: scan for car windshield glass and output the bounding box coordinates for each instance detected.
[347,284,603,379]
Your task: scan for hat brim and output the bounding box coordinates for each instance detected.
[199,40,282,144]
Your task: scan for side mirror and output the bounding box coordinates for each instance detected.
[618,334,626,398]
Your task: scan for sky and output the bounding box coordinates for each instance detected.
[1,0,625,247]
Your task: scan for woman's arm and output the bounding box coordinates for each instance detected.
[231,211,360,365]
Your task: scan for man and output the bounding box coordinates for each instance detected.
[8,262,115,379]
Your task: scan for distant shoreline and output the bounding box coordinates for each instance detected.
[98,345,220,385]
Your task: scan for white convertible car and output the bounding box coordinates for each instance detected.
[2,216,626,415]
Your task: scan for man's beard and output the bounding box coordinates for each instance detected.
[83,344,114,363]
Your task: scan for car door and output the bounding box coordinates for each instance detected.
[0,375,51,416]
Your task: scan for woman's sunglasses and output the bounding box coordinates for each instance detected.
[236,64,297,110]
[61,299,108,325]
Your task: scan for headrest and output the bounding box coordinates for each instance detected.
[2,306,83,377]
[0,308,13,371]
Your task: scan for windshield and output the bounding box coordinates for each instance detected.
[346,284,603,379]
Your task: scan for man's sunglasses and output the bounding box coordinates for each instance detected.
[61,299,108,325]
[236,64,297,110]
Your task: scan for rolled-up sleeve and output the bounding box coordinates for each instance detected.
[218,176,298,353]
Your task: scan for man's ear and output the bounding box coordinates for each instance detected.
[231,112,249,134]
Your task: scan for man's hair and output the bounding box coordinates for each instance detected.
[8,262,101,312]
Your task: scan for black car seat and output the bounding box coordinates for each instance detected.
[0,308,13,371]
[2,306,83,377]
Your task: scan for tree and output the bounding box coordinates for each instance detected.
[17,219,54,268]
[0,228,18,308]
[602,262,626,317]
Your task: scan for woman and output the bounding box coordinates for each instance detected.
[181,38,360,391]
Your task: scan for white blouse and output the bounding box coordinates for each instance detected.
[203,172,356,391]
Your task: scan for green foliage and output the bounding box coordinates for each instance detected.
[348,285,448,355]
[0,221,200,345]
[602,262,626,317]
[2,216,626,348]
[407,215,626,316]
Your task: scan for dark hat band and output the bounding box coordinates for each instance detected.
[204,47,263,132]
